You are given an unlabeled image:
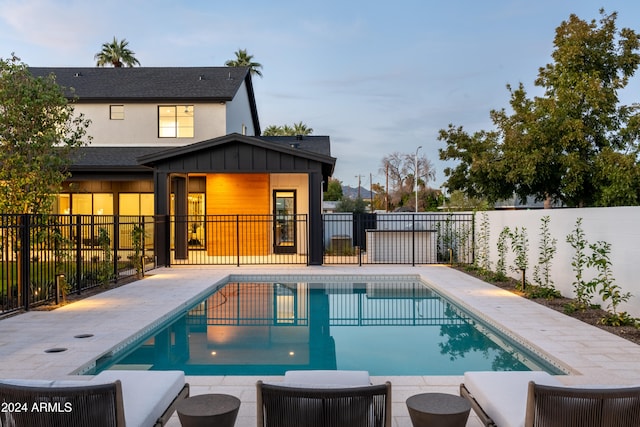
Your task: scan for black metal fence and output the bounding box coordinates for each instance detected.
[169,214,309,266]
[1,212,474,315]
[0,214,154,316]
[322,213,475,266]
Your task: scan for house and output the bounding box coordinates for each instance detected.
[29,67,336,265]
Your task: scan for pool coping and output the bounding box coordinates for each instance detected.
[2,265,640,383]
[86,272,570,377]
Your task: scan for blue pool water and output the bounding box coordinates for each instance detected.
[91,276,564,376]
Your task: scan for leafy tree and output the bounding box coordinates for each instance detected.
[379,151,436,210]
[370,182,387,211]
[225,49,263,77]
[441,190,488,211]
[263,122,313,136]
[0,55,91,214]
[94,37,140,67]
[336,197,367,213]
[421,188,444,211]
[439,10,640,207]
[323,178,343,201]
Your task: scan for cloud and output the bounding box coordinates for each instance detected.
[0,0,95,52]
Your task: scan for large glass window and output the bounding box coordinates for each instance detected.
[66,193,113,247]
[119,193,154,216]
[54,193,113,215]
[119,193,154,249]
[56,194,71,214]
[159,105,194,138]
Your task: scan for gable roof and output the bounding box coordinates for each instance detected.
[137,133,335,177]
[29,66,251,101]
[29,66,261,136]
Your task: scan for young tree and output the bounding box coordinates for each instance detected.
[225,49,263,77]
[95,37,140,67]
[0,55,91,214]
[439,10,640,207]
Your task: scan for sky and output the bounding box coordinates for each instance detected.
[1,0,640,191]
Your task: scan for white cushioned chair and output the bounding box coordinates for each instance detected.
[0,370,189,427]
[460,371,640,427]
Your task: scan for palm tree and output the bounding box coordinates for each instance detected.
[225,49,263,77]
[262,125,283,136]
[95,37,141,67]
[263,122,314,136]
[292,121,313,135]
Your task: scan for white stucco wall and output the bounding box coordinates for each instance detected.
[79,102,227,146]
[480,207,640,317]
[225,81,256,136]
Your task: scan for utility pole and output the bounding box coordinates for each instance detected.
[369,173,373,213]
[415,146,422,213]
[355,175,363,199]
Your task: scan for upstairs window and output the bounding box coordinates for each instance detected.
[110,105,124,120]
[159,105,194,138]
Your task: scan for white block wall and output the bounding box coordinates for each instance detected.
[480,207,640,317]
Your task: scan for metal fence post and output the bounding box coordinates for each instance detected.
[412,213,416,267]
[471,212,476,265]
[19,214,31,311]
[141,216,146,277]
[236,215,240,267]
[75,215,82,295]
[306,214,310,266]
[113,215,119,283]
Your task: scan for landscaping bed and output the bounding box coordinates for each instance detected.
[453,265,640,346]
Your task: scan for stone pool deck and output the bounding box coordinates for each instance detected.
[1,265,639,427]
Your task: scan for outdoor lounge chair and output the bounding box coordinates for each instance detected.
[257,381,391,427]
[460,371,640,427]
[0,370,189,427]
[257,370,391,427]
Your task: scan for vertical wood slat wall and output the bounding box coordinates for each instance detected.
[206,173,270,256]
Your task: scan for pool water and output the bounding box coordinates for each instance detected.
[92,277,564,376]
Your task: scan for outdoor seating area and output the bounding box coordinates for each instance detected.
[460,371,640,426]
[0,370,189,427]
[257,370,392,427]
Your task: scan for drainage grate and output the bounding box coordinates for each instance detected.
[74,334,94,339]
[44,347,67,353]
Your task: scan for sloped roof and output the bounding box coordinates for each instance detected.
[259,135,331,157]
[68,146,163,171]
[28,66,251,101]
[30,66,261,135]
[68,134,335,176]
[137,133,335,174]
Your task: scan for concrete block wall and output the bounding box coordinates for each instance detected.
[479,207,640,317]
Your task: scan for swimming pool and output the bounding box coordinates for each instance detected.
[90,275,565,376]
